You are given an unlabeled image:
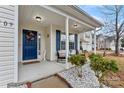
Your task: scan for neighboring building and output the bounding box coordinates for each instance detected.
[0,5,102,87]
[96,34,122,51]
[96,34,105,49]
[80,31,93,51]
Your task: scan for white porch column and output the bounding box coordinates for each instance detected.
[94,30,96,54]
[50,24,53,61]
[65,17,69,69]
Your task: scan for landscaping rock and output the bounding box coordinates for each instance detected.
[58,63,101,88]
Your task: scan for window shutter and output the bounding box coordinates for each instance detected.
[56,30,61,51]
[75,34,78,50]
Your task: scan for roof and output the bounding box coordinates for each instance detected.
[51,5,103,28]
[96,34,116,42]
[105,36,115,42]
[71,6,103,27]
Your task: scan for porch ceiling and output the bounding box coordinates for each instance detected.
[19,5,93,33]
[19,5,65,27]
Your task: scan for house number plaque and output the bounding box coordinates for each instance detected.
[0,20,14,27]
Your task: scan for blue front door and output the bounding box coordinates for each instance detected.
[23,29,37,60]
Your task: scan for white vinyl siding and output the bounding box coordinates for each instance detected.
[0,5,17,88]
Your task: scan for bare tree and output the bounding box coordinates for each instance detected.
[101,5,124,55]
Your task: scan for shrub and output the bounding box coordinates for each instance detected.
[89,53,103,62]
[69,54,86,77]
[69,54,86,66]
[108,48,111,50]
[89,53,119,87]
[105,60,118,72]
[83,50,88,53]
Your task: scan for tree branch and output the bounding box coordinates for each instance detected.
[119,29,124,36]
[118,20,124,33]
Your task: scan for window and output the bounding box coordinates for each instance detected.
[60,33,75,50]
[61,41,66,50]
[61,33,66,50]
[38,33,41,55]
[69,34,75,50]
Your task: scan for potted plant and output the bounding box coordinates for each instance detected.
[89,53,118,87]
[69,54,86,77]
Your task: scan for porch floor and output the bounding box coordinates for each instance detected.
[19,61,66,82]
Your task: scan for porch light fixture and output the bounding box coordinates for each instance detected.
[35,16,42,22]
[73,24,78,28]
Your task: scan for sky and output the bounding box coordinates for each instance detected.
[79,5,109,35]
[79,6,124,36]
[79,5,103,22]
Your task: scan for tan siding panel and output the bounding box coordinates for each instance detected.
[0,85,7,88]
[0,5,16,88]
[0,61,14,66]
[0,37,14,42]
[0,7,14,15]
[0,56,14,61]
[0,28,14,33]
[0,64,14,71]
[0,79,14,86]
[0,12,14,19]
[0,6,15,11]
[0,15,14,21]
[0,51,14,56]
[0,47,14,52]
[0,69,14,76]
[0,32,14,37]
[0,74,14,82]
[0,42,14,47]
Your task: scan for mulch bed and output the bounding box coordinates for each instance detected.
[104,71,124,88]
[105,53,124,57]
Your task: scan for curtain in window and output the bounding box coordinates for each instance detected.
[56,30,61,51]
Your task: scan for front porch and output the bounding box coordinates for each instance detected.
[18,5,102,83]
[19,61,68,82]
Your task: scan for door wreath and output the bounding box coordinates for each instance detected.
[26,31,35,41]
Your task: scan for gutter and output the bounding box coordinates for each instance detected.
[95,27,102,32]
